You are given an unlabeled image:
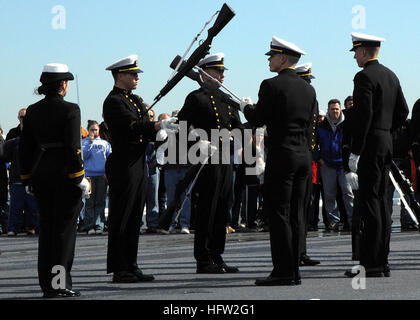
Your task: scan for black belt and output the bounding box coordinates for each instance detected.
[31,142,65,176]
[39,142,64,150]
[372,128,390,131]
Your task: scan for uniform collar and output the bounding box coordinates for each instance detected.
[279,67,296,75]
[364,58,379,68]
[45,92,64,100]
[113,86,131,95]
[201,84,221,96]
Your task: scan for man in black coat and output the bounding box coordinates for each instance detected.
[103,54,178,283]
[342,97,363,261]
[6,108,26,140]
[177,52,243,274]
[295,62,320,267]
[20,63,90,298]
[241,37,318,286]
[345,32,409,277]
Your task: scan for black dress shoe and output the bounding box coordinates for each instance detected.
[43,290,60,299]
[401,224,419,231]
[57,289,81,297]
[112,271,139,283]
[299,255,320,266]
[196,263,225,274]
[327,223,339,232]
[344,268,384,278]
[342,223,351,232]
[384,264,391,277]
[308,225,318,231]
[218,262,239,273]
[145,227,158,234]
[43,289,81,298]
[131,268,155,282]
[255,276,297,286]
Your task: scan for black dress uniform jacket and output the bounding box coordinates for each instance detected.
[177,86,242,266]
[244,68,317,280]
[0,135,7,213]
[351,59,409,270]
[410,99,420,167]
[19,93,84,294]
[103,86,156,274]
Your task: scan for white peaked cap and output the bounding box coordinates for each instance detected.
[266,36,306,57]
[295,62,315,79]
[40,63,74,84]
[197,52,227,70]
[106,54,143,73]
[350,32,385,51]
[42,63,70,73]
[351,32,386,43]
[295,62,312,73]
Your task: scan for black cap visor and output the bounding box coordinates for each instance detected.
[40,72,74,84]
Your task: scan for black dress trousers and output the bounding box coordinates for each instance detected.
[34,176,82,293]
[264,147,311,279]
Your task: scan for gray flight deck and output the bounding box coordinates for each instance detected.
[0,209,419,302]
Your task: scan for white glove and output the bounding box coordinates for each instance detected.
[348,153,360,173]
[77,177,91,199]
[156,129,168,141]
[255,159,266,176]
[345,172,359,190]
[189,127,208,140]
[25,185,34,196]
[197,140,218,159]
[189,128,200,139]
[239,97,253,112]
[160,117,179,132]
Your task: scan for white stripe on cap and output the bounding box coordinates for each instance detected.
[197,52,225,67]
[295,62,312,73]
[42,63,70,73]
[106,54,138,71]
[351,32,385,43]
[272,36,307,55]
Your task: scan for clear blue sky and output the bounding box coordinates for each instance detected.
[0,0,419,133]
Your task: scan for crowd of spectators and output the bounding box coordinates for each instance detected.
[1,98,419,237]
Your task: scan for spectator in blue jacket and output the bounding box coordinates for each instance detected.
[82,120,112,234]
[314,99,353,230]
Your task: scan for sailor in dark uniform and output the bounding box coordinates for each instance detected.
[341,97,362,261]
[240,37,318,286]
[103,54,178,283]
[19,63,90,298]
[295,62,320,267]
[345,32,409,277]
[410,99,420,168]
[177,53,242,274]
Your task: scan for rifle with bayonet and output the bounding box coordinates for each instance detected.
[149,3,235,111]
[390,160,420,229]
[169,55,240,110]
